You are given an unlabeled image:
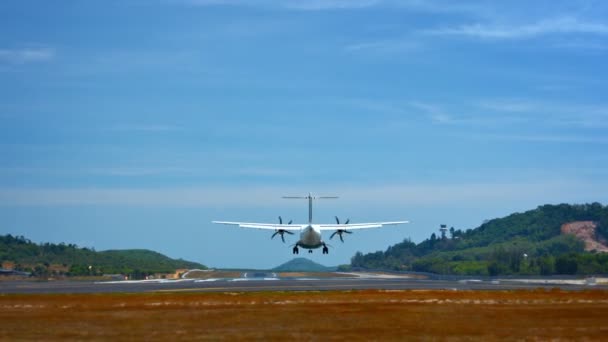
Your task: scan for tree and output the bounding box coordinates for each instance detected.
[488,261,508,276]
[349,203,608,275]
[555,255,578,275]
[539,256,555,275]
[351,252,364,268]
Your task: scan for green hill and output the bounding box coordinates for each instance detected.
[273,258,336,272]
[0,235,206,278]
[350,203,608,276]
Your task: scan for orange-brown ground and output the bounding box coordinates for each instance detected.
[1,289,607,340]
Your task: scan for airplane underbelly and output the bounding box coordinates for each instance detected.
[299,227,322,248]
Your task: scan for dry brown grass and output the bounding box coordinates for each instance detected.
[1,289,608,340]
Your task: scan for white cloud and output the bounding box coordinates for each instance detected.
[170,0,488,14]
[344,98,608,129]
[408,101,461,125]
[230,167,298,177]
[476,99,538,113]
[165,0,241,6]
[1,180,606,207]
[476,99,608,128]
[87,167,194,176]
[344,39,421,55]
[0,165,300,179]
[171,0,380,10]
[108,124,184,132]
[285,0,380,10]
[551,39,608,51]
[0,187,293,207]
[0,166,196,177]
[425,17,608,39]
[474,133,608,145]
[340,98,406,115]
[0,47,55,64]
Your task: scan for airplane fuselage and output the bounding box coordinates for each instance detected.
[296,225,323,249]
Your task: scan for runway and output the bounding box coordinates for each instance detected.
[2,274,606,294]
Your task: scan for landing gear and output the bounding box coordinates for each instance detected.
[308,249,313,254]
[322,245,329,254]
[292,246,299,254]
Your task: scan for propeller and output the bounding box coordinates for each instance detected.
[272,216,294,243]
[278,216,292,225]
[331,216,352,242]
[334,216,350,225]
[330,229,352,242]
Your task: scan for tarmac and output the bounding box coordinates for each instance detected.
[1,272,606,294]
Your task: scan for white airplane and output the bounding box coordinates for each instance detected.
[213,193,408,254]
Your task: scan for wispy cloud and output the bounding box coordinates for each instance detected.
[425,17,608,39]
[108,124,184,132]
[1,179,606,207]
[408,102,453,124]
[230,167,298,177]
[473,133,608,145]
[0,166,195,177]
[170,0,488,14]
[344,39,421,55]
[476,99,539,113]
[340,98,406,116]
[551,39,608,51]
[87,167,194,176]
[171,0,380,10]
[344,97,608,129]
[165,0,242,6]
[285,0,380,11]
[0,47,55,64]
[476,99,608,128]
[0,165,300,179]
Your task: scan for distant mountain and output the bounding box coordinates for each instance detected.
[273,258,337,272]
[350,203,608,276]
[0,234,206,278]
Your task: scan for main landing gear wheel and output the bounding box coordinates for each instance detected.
[292,246,299,254]
[322,246,329,254]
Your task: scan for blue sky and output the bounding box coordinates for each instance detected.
[1,0,607,269]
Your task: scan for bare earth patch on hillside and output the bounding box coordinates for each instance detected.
[561,221,608,252]
[1,290,608,340]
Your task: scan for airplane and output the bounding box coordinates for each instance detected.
[213,193,408,254]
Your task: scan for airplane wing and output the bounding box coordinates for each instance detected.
[212,221,306,231]
[317,221,409,230]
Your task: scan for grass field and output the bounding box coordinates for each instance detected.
[1,289,607,340]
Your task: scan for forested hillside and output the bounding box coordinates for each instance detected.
[0,234,206,278]
[350,203,608,276]
[272,258,336,272]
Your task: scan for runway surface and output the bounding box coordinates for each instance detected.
[2,274,606,294]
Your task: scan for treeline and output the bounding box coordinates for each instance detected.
[0,234,206,278]
[350,203,608,276]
